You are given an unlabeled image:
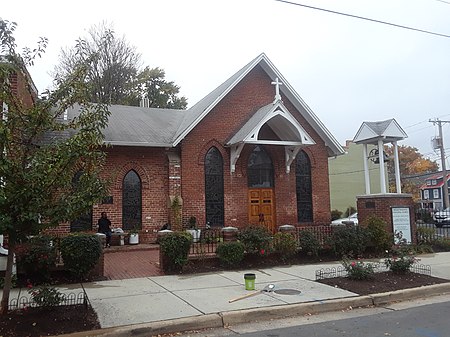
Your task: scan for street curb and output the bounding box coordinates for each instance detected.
[56,282,450,337]
[55,314,223,337]
[370,282,450,306]
[220,296,373,326]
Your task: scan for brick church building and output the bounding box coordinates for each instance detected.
[62,53,345,243]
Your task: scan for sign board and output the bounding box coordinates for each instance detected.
[391,207,412,244]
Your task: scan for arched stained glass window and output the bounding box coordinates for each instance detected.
[296,151,313,222]
[70,170,92,232]
[205,147,224,227]
[247,146,274,188]
[122,170,142,230]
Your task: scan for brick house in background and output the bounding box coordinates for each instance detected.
[50,53,345,243]
[1,62,38,118]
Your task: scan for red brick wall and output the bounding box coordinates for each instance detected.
[357,194,416,242]
[47,146,171,242]
[48,64,333,241]
[180,65,331,228]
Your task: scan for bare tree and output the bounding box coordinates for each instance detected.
[54,22,141,105]
[54,22,188,109]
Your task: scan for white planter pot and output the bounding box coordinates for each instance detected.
[129,233,139,245]
[186,229,201,243]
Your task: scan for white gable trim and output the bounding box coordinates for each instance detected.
[172,54,345,157]
[243,103,315,145]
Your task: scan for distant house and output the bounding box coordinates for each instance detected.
[328,141,388,212]
[419,172,450,210]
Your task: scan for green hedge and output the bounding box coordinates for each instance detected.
[60,233,102,280]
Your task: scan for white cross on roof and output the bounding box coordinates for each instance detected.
[271,77,283,103]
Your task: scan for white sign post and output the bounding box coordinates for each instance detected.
[391,207,412,244]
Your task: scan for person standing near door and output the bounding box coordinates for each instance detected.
[97,212,112,247]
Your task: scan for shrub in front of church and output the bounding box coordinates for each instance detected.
[15,235,57,281]
[298,230,320,257]
[272,232,297,261]
[216,241,245,268]
[159,232,193,271]
[60,233,102,280]
[365,216,393,254]
[238,225,272,255]
[329,226,369,258]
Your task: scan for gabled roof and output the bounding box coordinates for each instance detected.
[65,53,345,156]
[353,118,408,144]
[420,173,450,189]
[173,53,344,157]
[66,104,185,147]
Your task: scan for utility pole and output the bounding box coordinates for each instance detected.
[430,118,450,209]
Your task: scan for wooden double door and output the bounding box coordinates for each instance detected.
[248,189,275,232]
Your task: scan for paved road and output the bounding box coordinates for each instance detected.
[170,295,450,337]
[239,301,450,336]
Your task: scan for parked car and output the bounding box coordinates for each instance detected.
[331,212,358,226]
[434,207,450,228]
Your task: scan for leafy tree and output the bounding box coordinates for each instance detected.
[55,22,187,109]
[385,145,439,198]
[136,67,187,109]
[0,19,110,314]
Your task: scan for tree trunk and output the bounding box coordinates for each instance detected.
[0,242,15,315]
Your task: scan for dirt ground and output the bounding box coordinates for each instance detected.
[318,271,449,295]
[0,304,100,337]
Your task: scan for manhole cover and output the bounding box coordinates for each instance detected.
[274,289,302,295]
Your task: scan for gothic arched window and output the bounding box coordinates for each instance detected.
[70,170,92,232]
[205,147,224,227]
[296,151,313,222]
[247,146,274,188]
[122,170,142,230]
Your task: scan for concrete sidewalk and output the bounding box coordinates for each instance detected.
[13,252,450,337]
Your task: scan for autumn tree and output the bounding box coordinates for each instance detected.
[385,144,439,198]
[54,22,187,109]
[0,20,110,314]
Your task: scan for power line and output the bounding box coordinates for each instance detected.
[433,0,450,5]
[274,0,450,39]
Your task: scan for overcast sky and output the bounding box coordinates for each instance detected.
[3,0,450,166]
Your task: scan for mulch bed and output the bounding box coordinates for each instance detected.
[0,304,100,337]
[318,271,449,295]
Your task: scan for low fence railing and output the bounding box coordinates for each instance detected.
[189,228,224,256]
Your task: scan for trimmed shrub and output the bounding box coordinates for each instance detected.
[16,235,57,280]
[159,232,193,271]
[273,232,297,261]
[366,216,392,254]
[238,225,272,254]
[60,233,102,280]
[298,230,320,257]
[216,241,245,267]
[329,226,369,258]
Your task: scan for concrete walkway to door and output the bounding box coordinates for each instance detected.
[103,244,162,280]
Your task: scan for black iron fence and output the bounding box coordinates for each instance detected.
[189,228,224,256]
[315,263,432,281]
[9,288,88,310]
